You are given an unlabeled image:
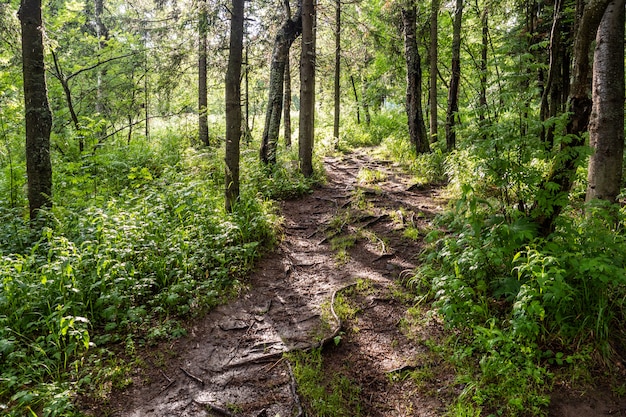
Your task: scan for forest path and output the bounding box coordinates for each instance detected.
[104,150,450,417]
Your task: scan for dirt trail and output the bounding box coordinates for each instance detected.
[100,151,449,416]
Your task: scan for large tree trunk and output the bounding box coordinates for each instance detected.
[298,0,315,177]
[586,0,624,203]
[333,0,341,142]
[259,2,302,165]
[429,0,439,143]
[402,6,430,154]
[198,0,210,147]
[19,0,53,221]
[225,0,244,212]
[445,0,463,151]
[532,0,612,235]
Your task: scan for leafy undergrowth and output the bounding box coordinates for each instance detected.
[0,131,316,416]
[337,114,626,416]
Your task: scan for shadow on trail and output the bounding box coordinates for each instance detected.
[97,150,446,417]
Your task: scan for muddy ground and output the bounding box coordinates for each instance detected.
[87,150,626,417]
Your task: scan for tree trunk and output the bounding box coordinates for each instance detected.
[478,4,488,135]
[333,0,341,142]
[50,50,82,151]
[429,0,439,143]
[532,0,612,235]
[586,0,624,203]
[225,0,244,212]
[350,74,361,124]
[299,0,315,177]
[402,5,430,154]
[445,0,463,151]
[362,78,371,125]
[283,52,293,147]
[198,0,210,147]
[94,0,108,120]
[259,4,302,165]
[19,0,53,221]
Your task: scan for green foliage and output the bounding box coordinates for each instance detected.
[0,131,283,415]
[288,349,362,417]
[413,182,626,415]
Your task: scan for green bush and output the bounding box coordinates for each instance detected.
[414,184,626,416]
[0,131,302,415]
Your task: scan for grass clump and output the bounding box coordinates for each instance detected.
[288,349,362,417]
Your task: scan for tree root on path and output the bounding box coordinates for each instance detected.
[225,282,358,370]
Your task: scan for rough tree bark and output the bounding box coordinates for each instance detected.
[298,0,315,177]
[532,0,612,235]
[225,0,244,212]
[402,5,430,154]
[429,0,438,143]
[198,0,210,147]
[19,0,53,220]
[445,0,463,151]
[260,0,302,165]
[586,0,624,203]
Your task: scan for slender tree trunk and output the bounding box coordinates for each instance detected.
[333,0,341,142]
[532,0,612,235]
[51,51,82,151]
[299,0,315,177]
[362,78,371,125]
[259,3,302,165]
[478,4,488,135]
[244,43,252,143]
[94,0,108,120]
[19,0,53,220]
[429,0,439,143]
[283,52,293,147]
[445,0,462,151]
[225,0,244,212]
[586,0,624,203]
[402,5,430,154]
[350,74,361,124]
[198,0,210,147]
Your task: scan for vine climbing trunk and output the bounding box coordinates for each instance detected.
[19,0,53,221]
